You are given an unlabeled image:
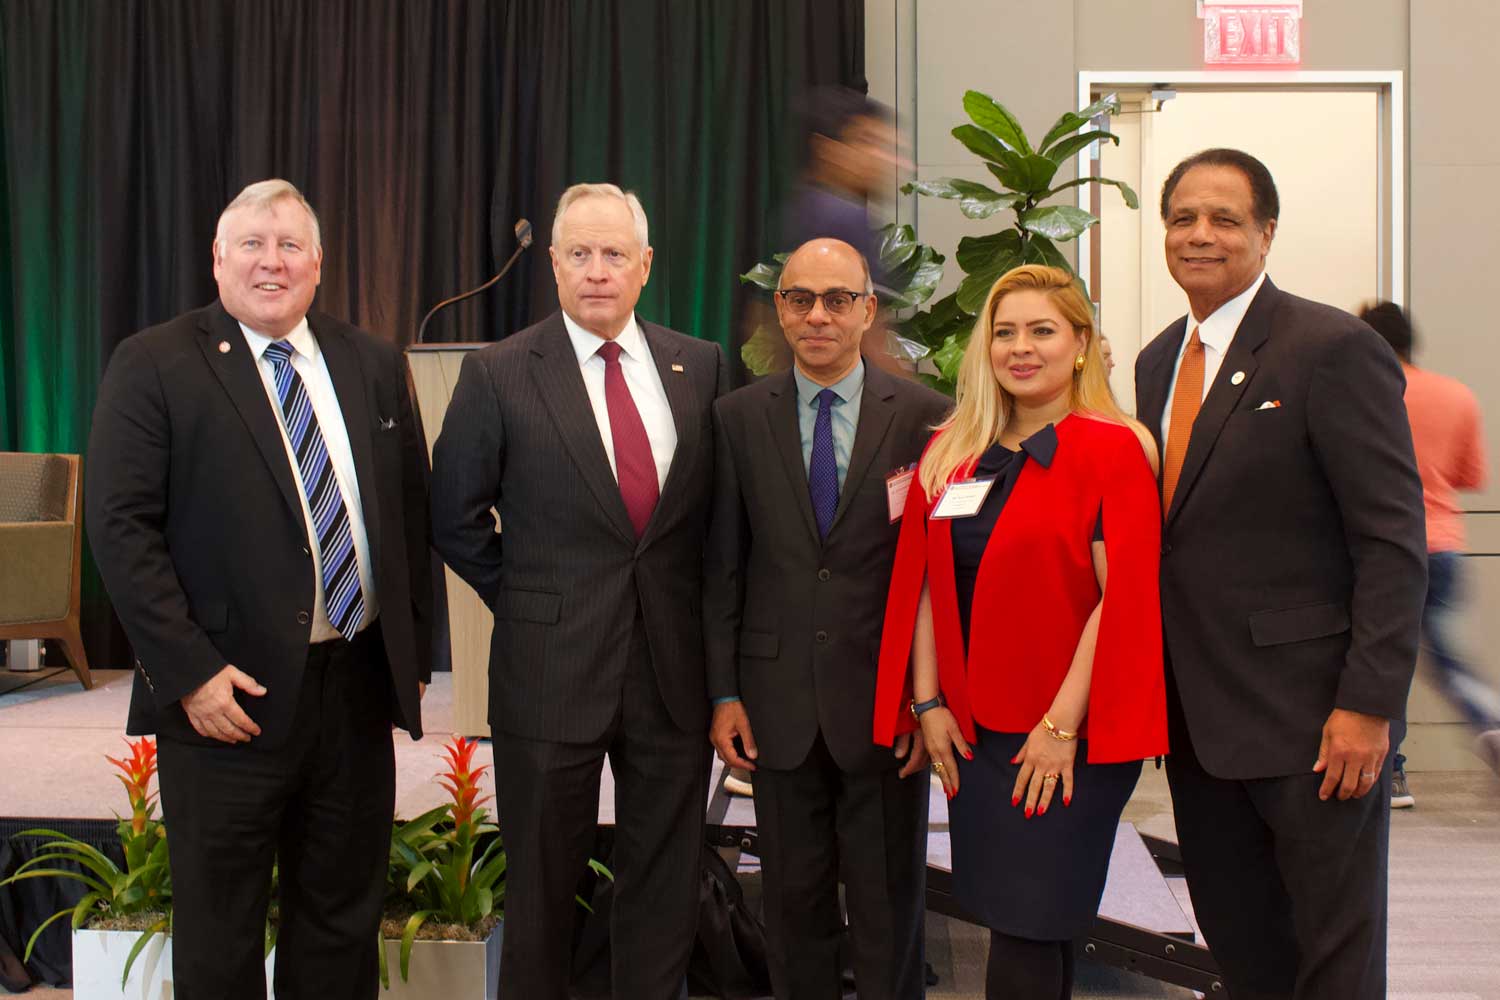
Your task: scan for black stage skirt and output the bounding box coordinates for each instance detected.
[948,727,1141,941]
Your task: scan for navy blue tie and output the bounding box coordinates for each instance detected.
[808,388,839,540]
[262,340,366,639]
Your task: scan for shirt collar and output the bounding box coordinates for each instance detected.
[1018,421,1059,468]
[240,317,316,363]
[793,357,865,408]
[1191,270,1267,356]
[562,310,645,366]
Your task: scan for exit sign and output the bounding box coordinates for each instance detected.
[1204,6,1301,65]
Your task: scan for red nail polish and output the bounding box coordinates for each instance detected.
[1009,755,1019,764]
[1011,794,1020,807]
[1025,806,1033,818]
[963,749,974,761]
[1064,795,1071,807]
[1039,804,1047,816]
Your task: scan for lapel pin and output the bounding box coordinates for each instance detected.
[671,363,685,373]
[1230,370,1245,386]
[218,340,231,354]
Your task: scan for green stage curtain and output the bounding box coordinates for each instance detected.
[0,0,863,668]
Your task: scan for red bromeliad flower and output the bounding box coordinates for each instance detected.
[435,735,493,833]
[105,737,158,835]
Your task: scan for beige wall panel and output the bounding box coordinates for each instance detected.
[1075,0,1407,72]
[1411,0,1500,163]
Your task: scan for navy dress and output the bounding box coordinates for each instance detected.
[947,432,1141,941]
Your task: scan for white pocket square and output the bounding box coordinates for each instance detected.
[1256,400,1282,410]
[379,416,398,430]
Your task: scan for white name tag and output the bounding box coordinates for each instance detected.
[885,465,915,523]
[929,476,997,520]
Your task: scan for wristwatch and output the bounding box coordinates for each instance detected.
[910,695,944,720]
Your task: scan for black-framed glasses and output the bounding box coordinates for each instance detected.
[776,287,864,316]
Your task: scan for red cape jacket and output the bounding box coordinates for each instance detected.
[873,415,1169,764]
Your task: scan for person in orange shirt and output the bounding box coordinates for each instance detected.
[874,265,1167,999]
[1359,301,1499,798]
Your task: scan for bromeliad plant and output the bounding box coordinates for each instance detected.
[0,737,172,986]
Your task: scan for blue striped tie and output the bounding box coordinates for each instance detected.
[262,340,365,639]
[808,388,840,540]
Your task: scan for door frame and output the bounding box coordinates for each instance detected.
[1075,70,1405,307]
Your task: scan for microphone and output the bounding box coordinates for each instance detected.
[416,219,535,344]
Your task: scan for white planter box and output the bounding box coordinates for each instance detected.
[70,923,501,999]
[380,922,503,999]
[71,928,273,999]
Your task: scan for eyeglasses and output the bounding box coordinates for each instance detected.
[775,288,864,316]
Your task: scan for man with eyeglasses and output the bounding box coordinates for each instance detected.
[705,238,949,999]
[432,183,727,1000]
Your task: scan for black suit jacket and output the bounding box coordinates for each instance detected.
[430,312,727,743]
[1134,278,1426,779]
[703,364,951,772]
[86,301,435,749]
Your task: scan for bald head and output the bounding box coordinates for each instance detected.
[779,238,873,295]
[774,238,877,386]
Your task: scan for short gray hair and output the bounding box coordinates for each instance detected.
[214,179,322,253]
[551,183,650,251]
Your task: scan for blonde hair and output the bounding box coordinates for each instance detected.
[215,179,321,254]
[919,264,1158,498]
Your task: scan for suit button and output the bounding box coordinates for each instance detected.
[817,568,831,582]
[815,630,829,644]
[297,611,311,625]
[302,546,311,557]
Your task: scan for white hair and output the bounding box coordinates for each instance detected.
[551,183,650,251]
[214,179,322,254]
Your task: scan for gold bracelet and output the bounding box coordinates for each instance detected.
[1042,715,1077,742]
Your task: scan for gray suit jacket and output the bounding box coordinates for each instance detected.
[431,312,727,742]
[1135,278,1427,779]
[704,363,950,772]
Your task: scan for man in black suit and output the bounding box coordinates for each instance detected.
[705,238,948,999]
[430,183,726,1000]
[1135,149,1427,1000]
[86,180,435,998]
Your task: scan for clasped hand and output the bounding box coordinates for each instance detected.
[182,664,266,743]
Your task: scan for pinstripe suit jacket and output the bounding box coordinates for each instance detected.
[431,311,727,742]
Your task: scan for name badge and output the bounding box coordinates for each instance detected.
[885,464,916,523]
[929,476,996,520]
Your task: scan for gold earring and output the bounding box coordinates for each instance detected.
[1074,353,1086,372]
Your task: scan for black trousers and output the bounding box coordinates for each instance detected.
[491,618,710,1000]
[156,626,396,1000]
[752,732,929,1000]
[1166,717,1390,1000]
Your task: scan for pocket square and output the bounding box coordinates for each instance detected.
[1256,400,1281,410]
[379,416,398,430]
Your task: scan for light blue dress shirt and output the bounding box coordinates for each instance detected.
[793,359,865,489]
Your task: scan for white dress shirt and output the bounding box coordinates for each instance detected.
[1161,270,1268,446]
[241,319,379,641]
[562,311,677,491]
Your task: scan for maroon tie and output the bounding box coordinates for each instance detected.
[597,341,660,537]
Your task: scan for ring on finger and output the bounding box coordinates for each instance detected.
[932,761,946,774]
[1042,773,1059,783]
[1360,770,1378,779]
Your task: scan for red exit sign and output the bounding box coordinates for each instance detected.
[1204,6,1301,65]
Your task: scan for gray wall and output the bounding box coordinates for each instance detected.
[874,0,1500,769]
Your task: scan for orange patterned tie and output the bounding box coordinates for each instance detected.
[1161,327,1204,514]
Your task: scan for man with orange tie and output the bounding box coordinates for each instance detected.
[1134,148,1426,1000]
[431,183,726,1000]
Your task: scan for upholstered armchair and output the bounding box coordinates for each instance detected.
[0,452,92,688]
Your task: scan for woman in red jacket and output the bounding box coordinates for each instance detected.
[874,265,1168,998]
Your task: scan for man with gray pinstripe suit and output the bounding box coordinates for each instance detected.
[431,182,727,1000]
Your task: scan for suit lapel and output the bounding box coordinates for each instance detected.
[765,371,820,544]
[637,321,698,549]
[1137,318,1187,454]
[828,363,896,534]
[197,303,305,529]
[1167,280,1276,524]
[529,316,637,544]
[315,316,381,564]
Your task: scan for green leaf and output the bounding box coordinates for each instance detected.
[888,332,931,365]
[956,245,1025,314]
[1019,205,1099,241]
[933,332,970,383]
[984,153,1060,198]
[22,908,73,963]
[878,223,919,271]
[70,892,104,930]
[1042,175,1140,210]
[956,231,1022,274]
[399,910,436,982]
[1023,234,1072,272]
[914,371,955,397]
[1044,129,1118,166]
[963,90,1031,154]
[740,324,787,377]
[2,866,112,897]
[952,124,1012,165]
[120,918,169,989]
[1039,95,1119,154]
[406,861,434,892]
[739,261,782,291]
[378,929,390,989]
[588,858,615,881]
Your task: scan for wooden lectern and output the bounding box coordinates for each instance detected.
[406,343,491,736]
